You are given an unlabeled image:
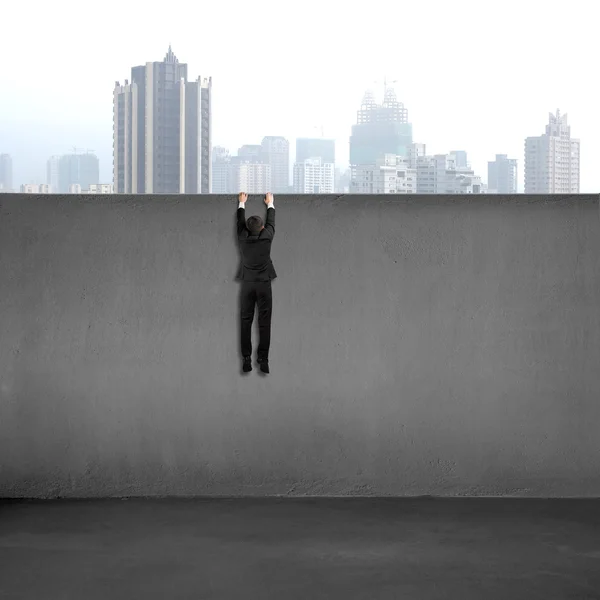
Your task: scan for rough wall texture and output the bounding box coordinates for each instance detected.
[1,194,599,498]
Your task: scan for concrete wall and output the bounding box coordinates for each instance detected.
[1,194,599,498]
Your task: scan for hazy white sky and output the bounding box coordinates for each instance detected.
[1,0,597,191]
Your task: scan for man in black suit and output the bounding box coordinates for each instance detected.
[236,192,277,374]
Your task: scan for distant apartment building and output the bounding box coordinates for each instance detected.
[113,46,212,194]
[406,143,426,168]
[47,156,60,191]
[88,184,114,194]
[261,136,289,193]
[334,168,351,193]
[524,110,580,193]
[65,182,113,194]
[416,152,482,194]
[295,138,335,191]
[450,150,468,169]
[0,154,13,192]
[47,152,99,193]
[21,184,52,193]
[293,158,334,193]
[488,154,518,193]
[230,159,271,194]
[350,155,416,194]
[211,146,231,193]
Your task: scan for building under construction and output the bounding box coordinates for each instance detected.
[349,86,413,169]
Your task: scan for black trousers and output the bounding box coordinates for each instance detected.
[240,280,272,361]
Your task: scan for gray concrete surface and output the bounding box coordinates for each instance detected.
[1,498,600,599]
[1,194,599,499]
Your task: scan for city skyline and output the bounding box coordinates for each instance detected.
[1,1,595,191]
[0,83,583,194]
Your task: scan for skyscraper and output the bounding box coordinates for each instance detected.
[0,154,13,192]
[296,138,335,165]
[47,152,99,193]
[211,146,231,193]
[349,86,413,183]
[488,154,518,194]
[113,46,212,194]
[524,110,580,194]
[260,136,289,193]
[47,156,60,191]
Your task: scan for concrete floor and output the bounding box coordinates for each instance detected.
[1,498,599,599]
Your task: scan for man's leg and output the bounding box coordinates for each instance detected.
[240,282,256,359]
[256,280,272,363]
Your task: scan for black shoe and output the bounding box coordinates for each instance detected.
[242,356,252,373]
[257,358,270,374]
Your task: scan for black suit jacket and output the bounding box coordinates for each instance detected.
[235,206,277,282]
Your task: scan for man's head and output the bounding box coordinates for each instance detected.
[246,215,264,235]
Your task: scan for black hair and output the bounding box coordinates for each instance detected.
[246,215,263,235]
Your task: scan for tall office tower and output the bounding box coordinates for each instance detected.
[0,154,13,192]
[231,160,271,194]
[524,110,580,193]
[296,138,335,165]
[488,154,518,193]
[50,152,99,193]
[261,136,289,193]
[211,146,231,193]
[293,158,334,193]
[47,156,60,191]
[350,155,416,194]
[416,152,482,194]
[113,46,212,194]
[349,86,413,186]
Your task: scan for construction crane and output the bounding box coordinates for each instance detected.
[373,77,398,96]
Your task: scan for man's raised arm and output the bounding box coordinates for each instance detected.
[264,192,275,236]
[237,192,248,235]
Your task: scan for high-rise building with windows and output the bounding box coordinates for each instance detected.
[524,110,579,193]
[46,156,60,191]
[211,146,231,193]
[416,152,482,194]
[293,158,334,193]
[47,152,99,193]
[0,154,13,192]
[260,136,289,193]
[488,154,518,194]
[113,46,212,194]
[350,155,416,194]
[293,138,335,193]
[231,159,271,194]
